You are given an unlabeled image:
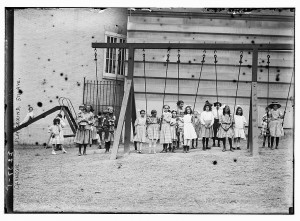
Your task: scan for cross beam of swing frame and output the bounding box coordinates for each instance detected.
[92,43,293,158]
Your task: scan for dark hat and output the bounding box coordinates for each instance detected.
[268,101,281,109]
[213,101,222,107]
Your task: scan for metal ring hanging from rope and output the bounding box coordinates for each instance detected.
[142,49,148,114]
[177,49,180,101]
[192,49,206,112]
[233,51,244,115]
[266,53,271,132]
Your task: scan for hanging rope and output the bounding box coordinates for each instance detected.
[94,48,99,113]
[266,52,271,131]
[160,49,170,129]
[113,48,121,113]
[193,49,206,112]
[233,51,244,115]
[177,49,180,101]
[143,49,148,114]
[282,68,294,127]
[214,50,220,119]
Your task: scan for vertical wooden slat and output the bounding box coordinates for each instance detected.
[251,48,259,156]
[124,47,135,153]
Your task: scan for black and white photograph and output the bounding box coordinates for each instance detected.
[4,2,297,215]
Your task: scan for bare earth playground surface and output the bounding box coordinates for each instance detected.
[13,134,293,213]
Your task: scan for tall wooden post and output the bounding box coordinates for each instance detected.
[124,47,135,154]
[250,48,259,156]
[5,8,14,212]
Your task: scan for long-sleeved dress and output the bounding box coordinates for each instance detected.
[146,116,160,140]
[261,113,270,136]
[269,109,284,137]
[74,112,94,145]
[218,114,234,138]
[170,118,178,141]
[193,116,202,138]
[160,112,172,144]
[134,117,147,142]
[183,114,197,140]
[200,111,214,138]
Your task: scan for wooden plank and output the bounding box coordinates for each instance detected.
[92,43,293,51]
[251,49,259,156]
[110,80,132,160]
[124,84,133,154]
[128,10,294,22]
[129,16,294,30]
[127,22,294,37]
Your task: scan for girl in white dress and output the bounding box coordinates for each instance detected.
[170,110,178,152]
[233,106,247,150]
[160,105,172,153]
[200,102,214,150]
[183,105,197,153]
[146,110,160,154]
[134,110,147,153]
[49,118,67,155]
[268,102,284,149]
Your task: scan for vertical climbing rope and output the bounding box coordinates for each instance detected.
[143,49,148,114]
[214,50,220,119]
[94,48,98,113]
[177,49,180,101]
[233,51,244,115]
[192,49,206,112]
[282,68,294,127]
[160,49,170,129]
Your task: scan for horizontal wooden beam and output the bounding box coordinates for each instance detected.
[128,10,295,22]
[92,43,293,50]
[133,75,292,85]
[134,91,289,101]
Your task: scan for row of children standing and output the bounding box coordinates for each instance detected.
[133,100,248,153]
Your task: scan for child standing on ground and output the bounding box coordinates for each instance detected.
[192,110,201,149]
[268,102,284,149]
[102,106,116,153]
[134,110,147,153]
[49,118,67,155]
[261,107,271,148]
[169,110,178,152]
[183,105,197,153]
[95,111,105,149]
[176,100,185,149]
[218,105,234,152]
[233,106,247,150]
[146,110,160,154]
[55,114,66,151]
[200,101,214,150]
[160,105,172,153]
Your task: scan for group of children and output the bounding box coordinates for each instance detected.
[133,100,248,154]
[46,100,285,155]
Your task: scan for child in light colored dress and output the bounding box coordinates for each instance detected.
[49,118,67,155]
[146,110,160,154]
[134,110,147,153]
[169,110,178,152]
[261,107,271,148]
[183,105,197,153]
[268,102,284,149]
[192,110,201,149]
[160,105,172,153]
[176,100,185,149]
[233,106,247,150]
[200,101,214,150]
[218,105,234,152]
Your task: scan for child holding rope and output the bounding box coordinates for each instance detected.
[200,101,214,150]
[169,110,178,152]
[261,106,271,148]
[218,105,234,152]
[160,104,172,153]
[268,102,284,149]
[183,105,197,153]
[134,110,147,153]
[146,110,160,154]
[233,106,247,150]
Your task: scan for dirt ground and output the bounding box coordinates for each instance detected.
[13,134,293,213]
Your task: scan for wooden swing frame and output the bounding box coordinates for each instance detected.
[91,43,293,159]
